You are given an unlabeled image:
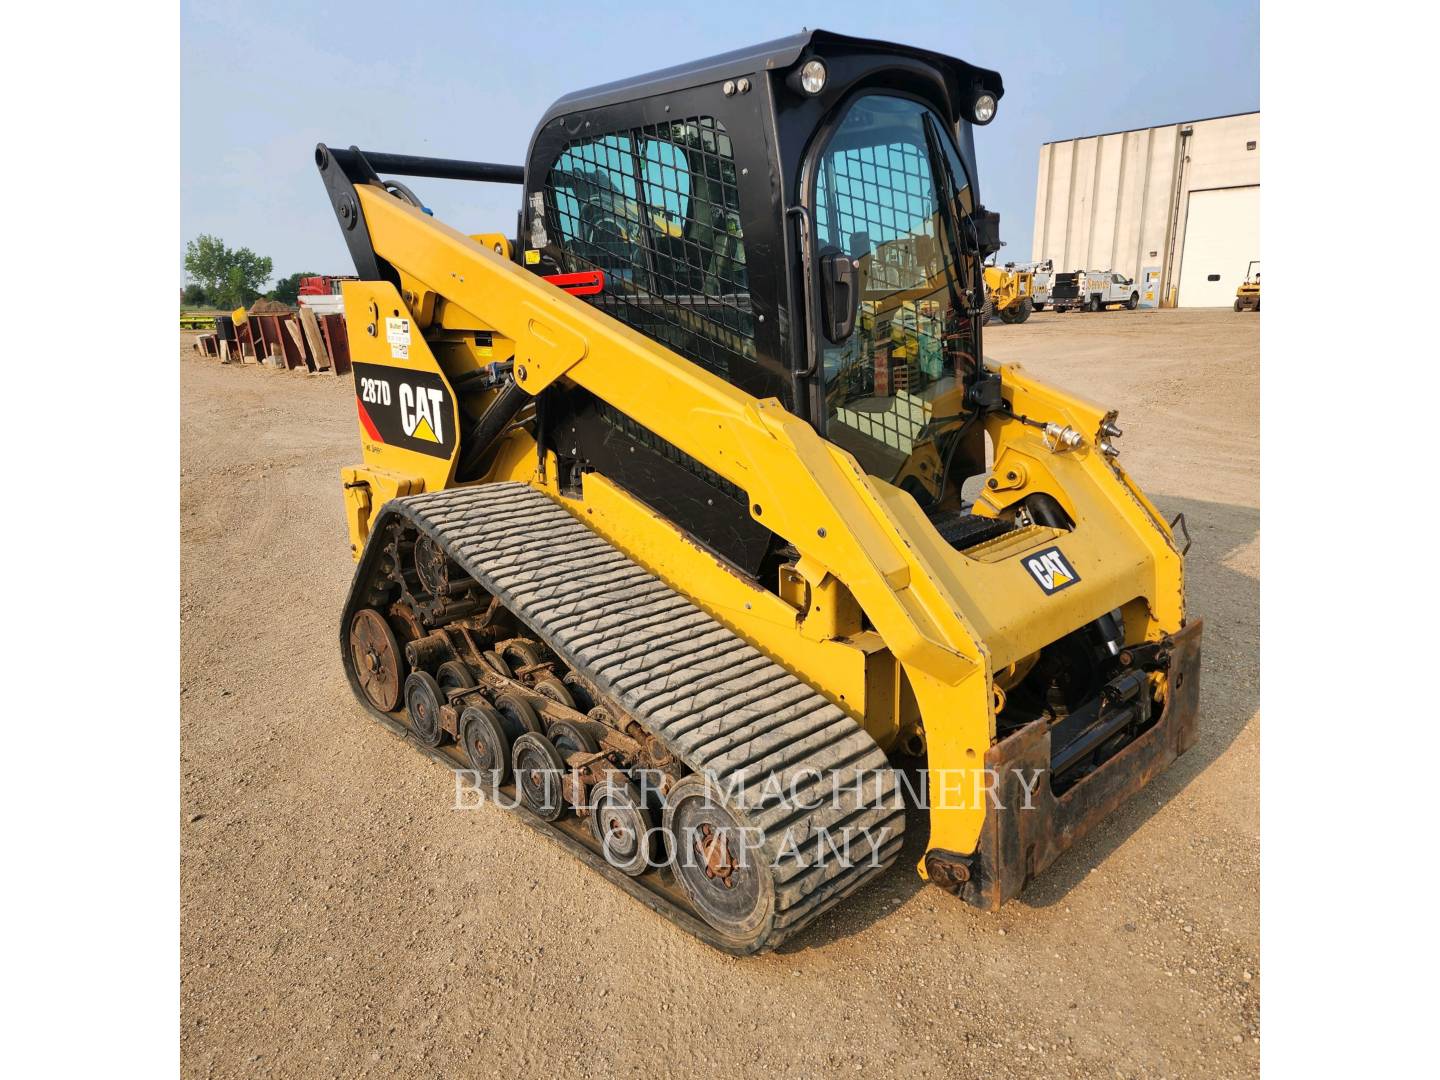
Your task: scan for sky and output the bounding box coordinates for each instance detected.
[180,0,1258,284]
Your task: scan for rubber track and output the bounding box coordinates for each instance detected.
[371,482,904,951]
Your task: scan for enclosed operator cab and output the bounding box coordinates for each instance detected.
[519,31,1004,579]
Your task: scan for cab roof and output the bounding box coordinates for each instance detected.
[533,28,1003,130]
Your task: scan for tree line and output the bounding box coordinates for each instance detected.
[181,234,317,309]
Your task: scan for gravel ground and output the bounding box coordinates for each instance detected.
[180,307,1259,1078]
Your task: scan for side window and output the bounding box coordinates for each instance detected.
[542,116,758,388]
[549,135,644,283]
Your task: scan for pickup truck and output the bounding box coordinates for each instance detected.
[1049,270,1141,313]
[1024,259,1054,310]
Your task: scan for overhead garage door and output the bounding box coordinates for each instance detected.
[1176,185,1259,307]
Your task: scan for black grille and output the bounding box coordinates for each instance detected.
[928,509,1015,550]
[543,117,755,384]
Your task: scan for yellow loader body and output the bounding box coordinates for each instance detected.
[319,30,1200,947]
[336,183,1197,892]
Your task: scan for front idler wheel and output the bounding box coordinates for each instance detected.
[404,671,446,748]
[349,608,404,712]
[589,779,657,878]
[512,732,568,821]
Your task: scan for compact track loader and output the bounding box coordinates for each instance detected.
[319,29,1201,954]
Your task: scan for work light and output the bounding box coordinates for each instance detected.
[800,59,827,94]
[973,93,997,124]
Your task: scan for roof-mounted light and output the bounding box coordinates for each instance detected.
[973,93,997,124]
[799,59,827,95]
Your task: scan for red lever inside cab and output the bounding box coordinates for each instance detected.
[542,270,605,297]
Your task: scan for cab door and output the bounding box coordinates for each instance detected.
[799,92,979,490]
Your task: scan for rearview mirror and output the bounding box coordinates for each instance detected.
[819,246,860,343]
[971,207,1002,258]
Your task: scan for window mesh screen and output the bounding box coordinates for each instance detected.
[810,96,977,476]
[543,117,754,382]
[815,140,938,294]
[816,137,949,452]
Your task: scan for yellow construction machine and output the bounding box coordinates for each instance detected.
[319,29,1200,954]
[983,263,1034,324]
[1235,260,1260,311]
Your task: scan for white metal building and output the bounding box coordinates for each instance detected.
[1030,111,1259,307]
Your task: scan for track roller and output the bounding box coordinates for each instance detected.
[547,718,599,757]
[459,702,510,787]
[435,659,477,695]
[403,671,446,748]
[492,689,543,738]
[561,672,595,712]
[498,639,546,672]
[512,732,567,821]
[532,675,576,709]
[588,779,656,878]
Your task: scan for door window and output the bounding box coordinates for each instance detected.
[811,95,974,481]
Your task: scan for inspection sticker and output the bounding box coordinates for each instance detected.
[385,317,411,360]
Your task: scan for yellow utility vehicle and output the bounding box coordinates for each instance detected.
[319,29,1200,953]
[983,263,1034,324]
[1235,261,1260,311]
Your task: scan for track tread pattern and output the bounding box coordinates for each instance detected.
[388,482,903,951]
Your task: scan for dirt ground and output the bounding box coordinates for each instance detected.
[180,307,1259,1079]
